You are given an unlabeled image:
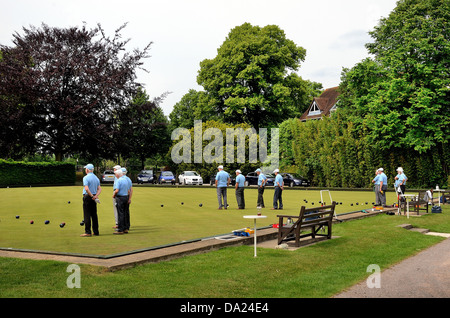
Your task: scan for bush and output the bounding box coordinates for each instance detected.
[0,159,75,186]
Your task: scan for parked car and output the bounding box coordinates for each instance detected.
[178,171,203,185]
[280,173,311,187]
[209,172,236,186]
[137,170,155,184]
[244,171,274,186]
[158,171,176,185]
[101,170,115,183]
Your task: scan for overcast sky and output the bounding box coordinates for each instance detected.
[1,0,398,116]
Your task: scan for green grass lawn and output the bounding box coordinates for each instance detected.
[1,205,449,298]
[0,185,399,255]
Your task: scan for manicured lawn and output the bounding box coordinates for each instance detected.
[0,185,398,255]
[1,197,449,298]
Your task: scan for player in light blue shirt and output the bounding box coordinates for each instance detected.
[235,169,246,209]
[215,166,230,209]
[272,169,284,209]
[395,167,407,202]
[378,168,388,206]
[81,164,102,237]
[121,168,133,232]
[256,168,267,208]
[113,169,131,234]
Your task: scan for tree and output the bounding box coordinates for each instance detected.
[116,88,170,169]
[0,23,152,160]
[340,0,449,153]
[197,23,312,129]
[168,89,219,131]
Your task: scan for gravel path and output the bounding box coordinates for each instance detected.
[334,237,450,298]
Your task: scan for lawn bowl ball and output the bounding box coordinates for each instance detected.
[15,215,20,219]
[181,202,184,205]
[161,204,164,207]
[199,203,203,207]
[351,203,354,206]
[59,222,65,228]
[45,220,50,224]
[30,220,34,224]
[68,201,71,204]
[80,220,85,226]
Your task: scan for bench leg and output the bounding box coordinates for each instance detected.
[294,226,300,247]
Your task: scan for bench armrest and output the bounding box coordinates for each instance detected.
[277,214,300,219]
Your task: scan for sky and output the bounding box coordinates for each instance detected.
[0,0,399,116]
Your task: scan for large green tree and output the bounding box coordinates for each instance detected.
[197,23,317,129]
[340,0,449,153]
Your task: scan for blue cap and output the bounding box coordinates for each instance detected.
[121,167,127,173]
[255,168,261,172]
[84,164,94,170]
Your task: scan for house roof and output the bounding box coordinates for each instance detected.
[300,86,340,121]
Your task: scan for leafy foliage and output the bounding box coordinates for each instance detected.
[196,23,319,129]
[0,23,152,161]
[340,0,450,153]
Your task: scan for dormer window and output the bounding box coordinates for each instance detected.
[308,101,321,116]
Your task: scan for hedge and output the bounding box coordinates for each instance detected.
[0,159,75,187]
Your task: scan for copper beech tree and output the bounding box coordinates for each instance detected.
[0,23,153,161]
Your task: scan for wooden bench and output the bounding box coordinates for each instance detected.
[404,191,429,215]
[442,190,450,204]
[277,202,336,247]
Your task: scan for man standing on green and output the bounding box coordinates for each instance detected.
[272,169,284,210]
[256,168,267,208]
[81,164,102,237]
[235,169,245,209]
[215,165,230,210]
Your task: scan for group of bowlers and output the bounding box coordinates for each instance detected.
[372,166,408,207]
[214,165,284,211]
[81,163,132,237]
[81,163,285,236]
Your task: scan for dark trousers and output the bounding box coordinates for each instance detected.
[257,186,265,207]
[83,195,99,235]
[217,187,227,209]
[399,185,406,202]
[273,187,283,209]
[235,187,245,209]
[115,195,129,232]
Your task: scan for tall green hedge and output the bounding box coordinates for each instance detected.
[0,159,75,186]
[279,115,449,189]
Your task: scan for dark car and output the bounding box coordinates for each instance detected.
[209,172,236,186]
[137,170,155,184]
[158,171,176,185]
[244,171,274,186]
[280,173,311,187]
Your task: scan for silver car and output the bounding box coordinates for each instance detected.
[101,170,115,183]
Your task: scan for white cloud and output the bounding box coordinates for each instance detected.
[0,0,398,115]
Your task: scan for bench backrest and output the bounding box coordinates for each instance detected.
[416,191,428,203]
[298,202,336,226]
